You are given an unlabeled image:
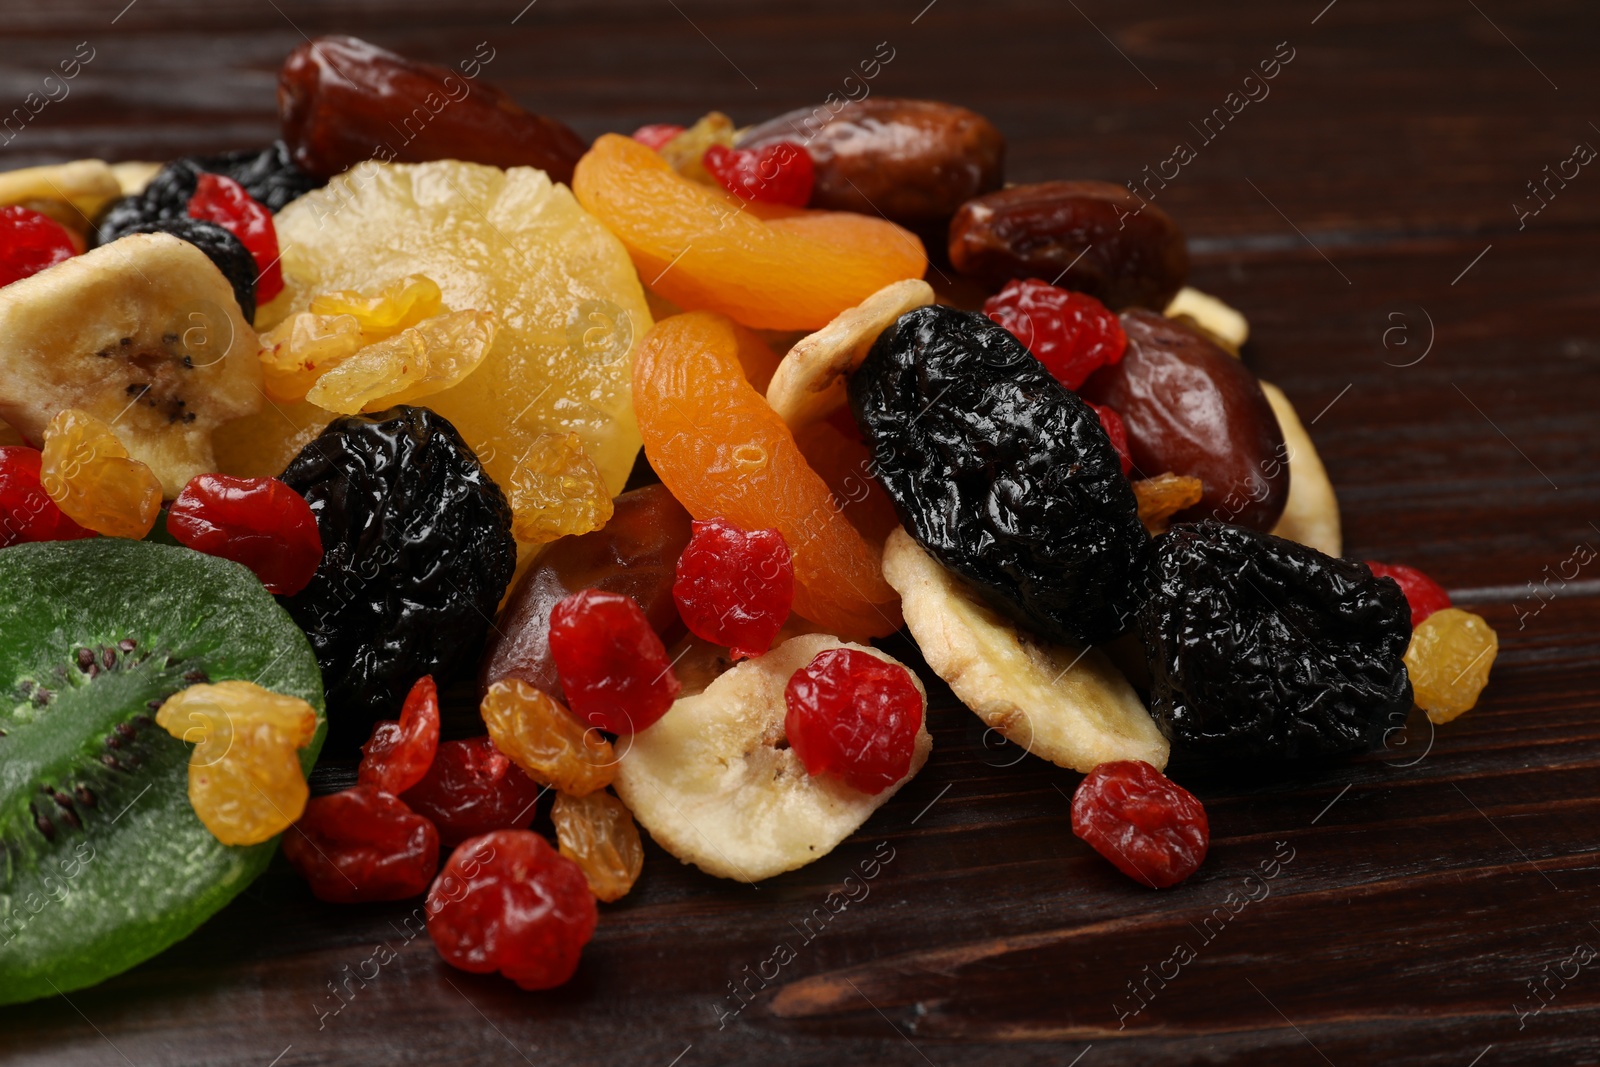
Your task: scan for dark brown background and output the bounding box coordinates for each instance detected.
[4,1,1599,1064]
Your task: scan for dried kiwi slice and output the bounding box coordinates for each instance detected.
[0,539,325,1005]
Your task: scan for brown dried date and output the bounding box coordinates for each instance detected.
[1079,310,1289,532]
[479,484,693,701]
[948,181,1188,310]
[278,35,588,183]
[739,98,1004,227]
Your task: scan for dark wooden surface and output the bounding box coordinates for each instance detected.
[5,1,1600,1064]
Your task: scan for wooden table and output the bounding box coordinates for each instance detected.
[5,1,1599,1064]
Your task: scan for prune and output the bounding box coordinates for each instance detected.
[948,180,1189,310]
[192,140,324,211]
[93,161,198,246]
[1080,310,1288,531]
[1139,521,1413,762]
[479,483,692,702]
[116,217,258,321]
[279,405,515,745]
[848,304,1148,646]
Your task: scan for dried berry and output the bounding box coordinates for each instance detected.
[1139,521,1413,762]
[0,205,76,287]
[673,518,794,658]
[703,142,814,207]
[0,446,94,546]
[848,304,1149,645]
[632,123,686,150]
[784,647,924,795]
[94,161,198,246]
[187,172,283,303]
[1366,561,1452,628]
[117,216,259,321]
[427,830,598,991]
[1405,607,1497,724]
[358,675,441,795]
[401,737,545,846]
[1071,760,1208,888]
[278,406,515,744]
[166,473,323,595]
[282,785,439,903]
[480,678,616,796]
[551,789,644,902]
[191,140,323,212]
[1081,310,1289,531]
[549,589,681,735]
[1088,402,1133,477]
[983,279,1126,390]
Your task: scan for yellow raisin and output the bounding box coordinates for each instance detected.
[659,112,737,184]
[1405,607,1498,724]
[507,432,615,545]
[259,312,366,403]
[305,309,499,415]
[551,789,643,902]
[39,408,162,539]
[156,681,319,846]
[310,274,443,336]
[1132,472,1204,536]
[480,679,615,795]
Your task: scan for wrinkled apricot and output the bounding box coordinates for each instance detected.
[572,134,927,331]
[633,311,901,640]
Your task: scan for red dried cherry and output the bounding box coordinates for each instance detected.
[703,142,814,207]
[0,446,95,547]
[632,124,685,150]
[1366,561,1450,628]
[549,588,681,735]
[282,785,440,903]
[359,675,440,795]
[166,473,322,595]
[187,172,283,303]
[673,518,794,659]
[0,206,76,288]
[1071,760,1208,889]
[984,278,1126,390]
[427,830,597,991]
[1087,402,1133,477]
[784,648,922,795]
[402,737,545,847]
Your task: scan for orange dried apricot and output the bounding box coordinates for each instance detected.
[633,311,901,640]
[794,418,900,551]
[572,134,927,331]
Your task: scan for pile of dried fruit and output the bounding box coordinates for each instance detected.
[0,33,1499,1007]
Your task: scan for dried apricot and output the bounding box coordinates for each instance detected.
[633,311,901,640]
[480,678,615,796]
[572,134,926,331]
[551,789,643,902]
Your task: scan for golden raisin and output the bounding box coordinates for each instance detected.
[156,681,319,846]
[305,309,499,415]
[1133,472,1205,536]
[551,789,644,902]
[507,432,615,545]
[39,408,162,539]
[480,679,615,795]
[259,312,366,403]
[1406,607,1498,723]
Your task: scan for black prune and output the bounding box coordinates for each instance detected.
[193,140,324,211]
[848,304,1149,646]
[278,405,516,747]
[1139,520,1412,762]
[93,162,199,247]
[119,217,257,321]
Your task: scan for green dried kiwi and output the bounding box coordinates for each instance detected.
[0,539,325,1005]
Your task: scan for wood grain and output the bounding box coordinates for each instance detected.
[4,1,1599,1064]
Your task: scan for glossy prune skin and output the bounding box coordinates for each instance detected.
[280,406,515,746]
[278,36,588,183]
[948,180,1189,310]
[119,217,258,321]
[1139,521,1412,762]
[849,305,1149,646]
[93,162,199,247]
[1080,310,1288,531]
[479,483,692,702]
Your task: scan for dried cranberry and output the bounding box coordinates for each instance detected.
[402,737,545,847]
[1071,760,1208,889]
[1088,402,1133,477]
[983,279,1126,390]
[0,206,76,288]
[187,172,283,303]
[359,675,440,795]
[0,446,95,547]
[703,142,814,207]
[1366,561,1450,628]
[549,589,681,735]
[166,473,323,595]
[282,785,440,903]
[427,830,597,991]
[673,518,794,659]
[784,648,922,795]
[632,124,685,150]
